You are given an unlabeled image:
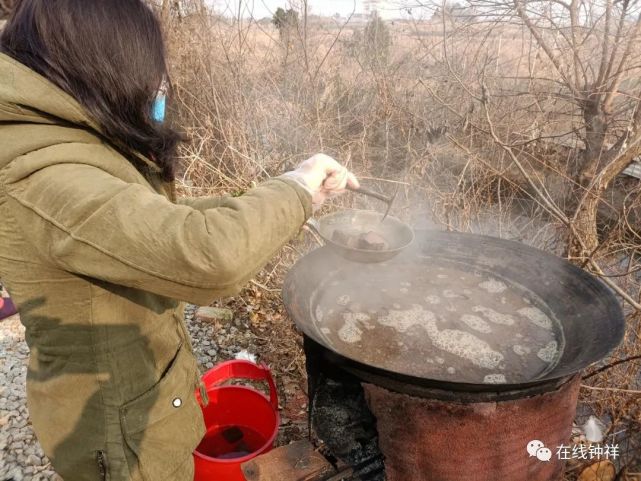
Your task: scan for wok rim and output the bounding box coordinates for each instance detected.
[284,230,626,392]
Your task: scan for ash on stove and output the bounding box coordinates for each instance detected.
[305,337,386,481]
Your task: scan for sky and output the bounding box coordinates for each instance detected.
[209,0,414,20]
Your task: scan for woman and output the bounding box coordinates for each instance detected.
[0,1,358,480]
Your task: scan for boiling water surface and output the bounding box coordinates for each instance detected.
[310,258,565,384]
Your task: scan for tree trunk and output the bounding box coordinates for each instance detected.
[570,144,641,263]
[161,0,171,22]
[570,188,601,262]
[568,107,609,262]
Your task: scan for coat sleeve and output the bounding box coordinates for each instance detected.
[4,163,312,305]
[175,195,229,211]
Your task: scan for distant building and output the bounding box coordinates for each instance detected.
[364,0,380,15]
[350,13,371,24]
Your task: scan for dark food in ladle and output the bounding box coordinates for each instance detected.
[332,229,389,251]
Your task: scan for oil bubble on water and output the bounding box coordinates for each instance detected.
[313,258,564,385]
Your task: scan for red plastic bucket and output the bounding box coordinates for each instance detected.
[0,297,17,321]
[193,360,279,481]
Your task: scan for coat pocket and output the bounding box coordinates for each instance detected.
[119,344,206,481]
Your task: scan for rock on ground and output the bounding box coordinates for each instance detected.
[0,315,56,481]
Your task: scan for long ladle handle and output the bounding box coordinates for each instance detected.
[346,185,393,204]
[303,218,325,247]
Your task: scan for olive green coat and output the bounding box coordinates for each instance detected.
[0,53,312,480]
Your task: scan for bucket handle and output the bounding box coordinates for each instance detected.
[199,360,279,411]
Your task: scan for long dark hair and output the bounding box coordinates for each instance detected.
[0,0,182,181]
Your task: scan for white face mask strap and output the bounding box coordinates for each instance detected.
[158,78,169,96]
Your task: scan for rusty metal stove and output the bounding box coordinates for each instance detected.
[284,230,624,481]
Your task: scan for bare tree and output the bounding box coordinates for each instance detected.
[423,0,641,263]
[510,0,641,259]
[157,0,206,21]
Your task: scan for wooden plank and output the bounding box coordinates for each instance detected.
[241,440,336,481]
[322,468,355,481]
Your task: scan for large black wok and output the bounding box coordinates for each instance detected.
[283,230,625,397]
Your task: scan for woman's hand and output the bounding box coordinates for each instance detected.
[282,154,360,210]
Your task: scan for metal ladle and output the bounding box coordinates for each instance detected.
[347,183,399,221]
[334,149,400,220]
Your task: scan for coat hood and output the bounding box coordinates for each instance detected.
[0,52,100,131]
[0,52,160,173]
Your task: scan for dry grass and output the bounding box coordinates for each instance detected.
[163,8,641,478]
